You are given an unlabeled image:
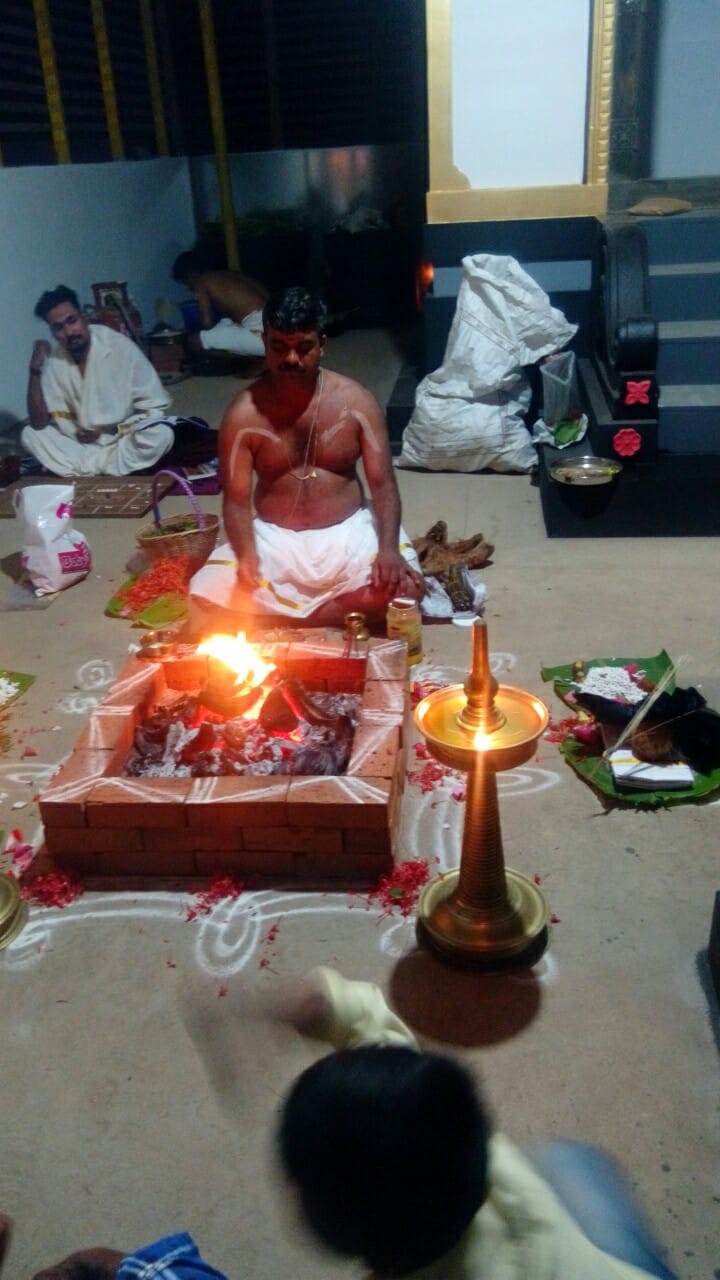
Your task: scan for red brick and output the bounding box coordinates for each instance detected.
[243,825,342,854]
[47,847,103,876]
[105,660,163,708]
[39,749,114,827]
[73,707,137,754]
[85,777,191,827]
[287,776,392,829]
[195,848,296,878]
[346,717,400,779]
[94,842,196,876]
[342,827,393,856]
[186,776,289,827]
[44,826,143,856]
[362,679,406,717]
[147,828,243,854]
[367,639,409,680]
[293,851,391,882]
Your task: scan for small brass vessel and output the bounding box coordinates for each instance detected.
[0,872,27,950]
[343,611,370,642]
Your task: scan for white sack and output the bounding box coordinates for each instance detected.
[14,483,91,596]
[400,378,536,474]
[397,254,578,473]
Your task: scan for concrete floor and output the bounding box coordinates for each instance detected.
[0,329,718,1279]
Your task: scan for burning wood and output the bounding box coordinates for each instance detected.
[125,630,361,778]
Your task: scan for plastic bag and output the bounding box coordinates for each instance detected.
[421,571,487,620]
[397,254,577,474]
[531,413,588,450]
[14,483,91,597]
[540,351,581,426]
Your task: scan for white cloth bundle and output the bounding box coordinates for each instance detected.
[397,254,577,474]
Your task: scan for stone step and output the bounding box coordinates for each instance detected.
[649,261,720,320]
[656,320,720,383]
[658,384,720,453]
[638,211,720,265]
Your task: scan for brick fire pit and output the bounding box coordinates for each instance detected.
[39,635,410,888]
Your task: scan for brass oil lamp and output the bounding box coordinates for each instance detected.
[414,618,550,966]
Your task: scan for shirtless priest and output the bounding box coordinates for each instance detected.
[189,287,424,630]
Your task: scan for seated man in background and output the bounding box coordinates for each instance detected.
[171,251,269,361]
[23,286,174,477]
[189,285,423,631]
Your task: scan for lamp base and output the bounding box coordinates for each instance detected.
[416,868,549,968]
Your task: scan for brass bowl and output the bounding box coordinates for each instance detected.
[551,455,622,486]
[140,629,178,646]
[414,684,549,772]
[137,643,175,662]
[0,873,27,950]
[136,629,181,662]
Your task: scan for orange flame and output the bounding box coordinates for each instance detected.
[197,633,276,690]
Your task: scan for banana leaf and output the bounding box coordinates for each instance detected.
[541,651,720,806]
[105,576,188,628]
[0,670,36,709]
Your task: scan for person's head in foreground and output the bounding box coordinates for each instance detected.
[278,1044,489,1276]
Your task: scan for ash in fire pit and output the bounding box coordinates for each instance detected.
[125,679,361,778]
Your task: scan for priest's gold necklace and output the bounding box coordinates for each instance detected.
[281,369,324,481]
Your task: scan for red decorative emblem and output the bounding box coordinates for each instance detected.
[613,428,642,457]
[624,379,652,406]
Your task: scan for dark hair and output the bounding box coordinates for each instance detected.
[172,250,206,284]
[262,286,327,336]
[278,1045,489,1274]
[34,285,81,320]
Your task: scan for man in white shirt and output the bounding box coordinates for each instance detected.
[23,285,174,476]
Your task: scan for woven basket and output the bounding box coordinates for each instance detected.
[136,470,219,571]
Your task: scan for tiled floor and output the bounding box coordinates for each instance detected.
[0,329,718,1279]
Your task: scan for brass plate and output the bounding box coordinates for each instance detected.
[551,456,622,487]
[414,684,549,772]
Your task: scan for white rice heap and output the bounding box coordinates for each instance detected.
[577,665,646,704]
[0,675,20,707]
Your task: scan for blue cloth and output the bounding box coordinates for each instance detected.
[117,1233,228,1280]
[527,1141,678,1280]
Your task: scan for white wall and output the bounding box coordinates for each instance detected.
[651,0,720,178]
[450,0,591,188]
[0,158,196,428]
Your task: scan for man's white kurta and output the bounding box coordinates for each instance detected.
[21,323,174,476]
